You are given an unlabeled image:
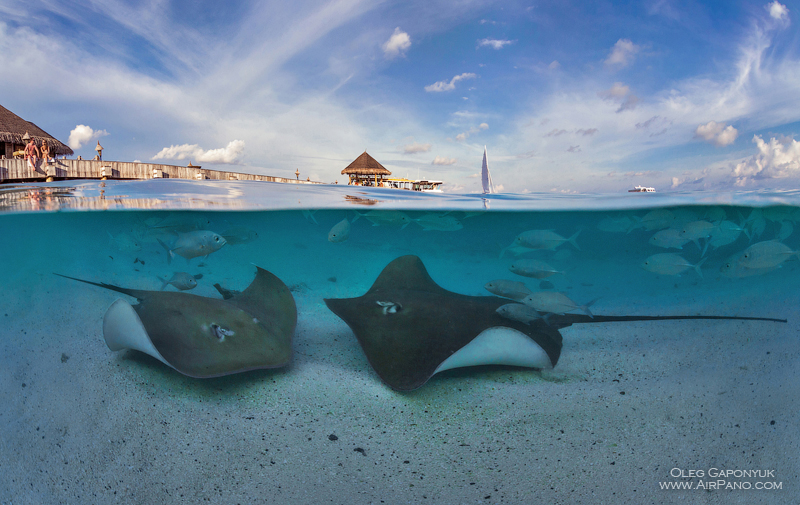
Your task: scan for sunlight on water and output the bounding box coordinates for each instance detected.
[1,179,797,503]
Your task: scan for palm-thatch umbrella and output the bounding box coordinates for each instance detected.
[0,104,74,158]
[341,151,391,186]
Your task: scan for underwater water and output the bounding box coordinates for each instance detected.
[1,180,798,504]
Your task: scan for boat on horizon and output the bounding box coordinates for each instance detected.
[629,185,656,193]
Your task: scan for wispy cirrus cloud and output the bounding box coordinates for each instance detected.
[432,156,457,165]
[401,141,431,154]
[424,73,476,92]
[477,38,513,50]
[455,122,488,142]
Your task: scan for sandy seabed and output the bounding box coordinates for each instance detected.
[1,210,799,505]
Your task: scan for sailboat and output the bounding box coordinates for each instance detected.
[481,146,495,194]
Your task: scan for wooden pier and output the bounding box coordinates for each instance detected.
[0,159,321,184]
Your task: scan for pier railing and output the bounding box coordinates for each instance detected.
[0,159,321,184]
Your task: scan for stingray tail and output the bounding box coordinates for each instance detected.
[53,273,142,300]
[157,238,174,265]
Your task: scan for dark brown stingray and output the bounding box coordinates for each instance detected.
[56,267,296,378]
[324,255,786,391]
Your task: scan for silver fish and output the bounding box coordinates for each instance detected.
[413,213,463,231]
[496,303,545,325]
[160,272,198,291]
[649,229,689,250]
[220,226,259,245]
[509,259,563,279]
[328,218,352,242]
[484,280,532,300]
[158,230,227,264]
[641,253,705,278]
[107,231,142,252]
[522,292,595,317]
[358,210,413,228]
[512,230,580,251]
[735,240,799,270]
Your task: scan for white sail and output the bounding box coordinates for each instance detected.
[481,146,494,194]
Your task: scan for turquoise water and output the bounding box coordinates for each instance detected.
[1,180,797,503]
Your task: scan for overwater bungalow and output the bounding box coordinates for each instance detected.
[342,151,443,191]
[0,105,74,159]
[341,151,391,187]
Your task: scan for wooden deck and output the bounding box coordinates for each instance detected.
[0,159,321,184]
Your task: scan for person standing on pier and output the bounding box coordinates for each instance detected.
[24,138,40,171]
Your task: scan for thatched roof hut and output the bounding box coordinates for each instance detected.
[0,104,74,158]
[341,151,391,186]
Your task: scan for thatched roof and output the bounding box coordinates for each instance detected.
[0,104,74,155]
[342,151,391,175]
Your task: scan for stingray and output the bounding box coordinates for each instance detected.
[55,266,296,378]
[324,255,786,391]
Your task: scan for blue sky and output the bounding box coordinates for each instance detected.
[1,0,799,193]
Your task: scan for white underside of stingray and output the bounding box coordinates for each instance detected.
[433,326,553,375]
[102,298,174,370]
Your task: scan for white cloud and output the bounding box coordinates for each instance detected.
[432,156,457,165]
[477,38,513,50]
[152,140,245,164]
[767,1,789,21]
[598,82,639,112]
[733,135,800,180]
[454,122,488,142]
[695,121,739,146]
[68,124,109,149]
[548,60,560,70]
[424,73,476,92]
[598,82,630,99]
[402,142,431,154]
[604,39,640,68]
[383,27,411,59]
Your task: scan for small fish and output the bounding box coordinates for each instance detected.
[220,226,258,245]
[706,221,744,251]
[357,210,413,228]
[735,240,800,270]
[328,217,352,242]
[496,303,545,325]
[641,253,706,278]
[679,220,715,250]
[719,255,778,278]
[778,221,794,241]
[107,231,142,252]
[144,215,210,233]
[743,209,766,239]
[522,292,595,317]
[649,229,690,250]
[413,213,463,231]
[160,272,198,291]
[484,280,532,300]
[512,230,580,251]
[704,207,727,223]
[596,216,635,233]
[508,259,564,279]
[157,230,227,264]
[635,209,675,231]
[301,210,319,225]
